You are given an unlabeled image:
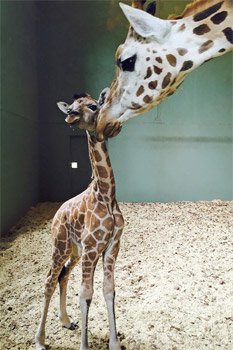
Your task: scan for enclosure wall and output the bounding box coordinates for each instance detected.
[36,0,124,202]
[1,1,39,235]
[1,1,232,235]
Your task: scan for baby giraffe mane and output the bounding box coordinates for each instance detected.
[168,0,229,19]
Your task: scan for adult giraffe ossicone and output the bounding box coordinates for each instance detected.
[96,0,233,140]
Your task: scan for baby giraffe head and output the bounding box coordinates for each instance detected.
[57,88,109,133]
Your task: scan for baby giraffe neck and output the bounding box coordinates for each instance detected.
[87,132,115,202]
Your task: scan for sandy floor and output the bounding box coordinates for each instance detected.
[0,201,233,350]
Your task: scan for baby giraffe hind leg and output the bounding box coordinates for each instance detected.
[58,241,80,329]
[35,227,72,350]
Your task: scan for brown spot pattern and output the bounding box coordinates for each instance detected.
[143,95,153,104]
[162,72,172,89]
[101,142,107,153]
[178,23,186,31]
[88,251,97,261]
[211,11,227,25]
[222,27,233,44]
[103,217,114,231]
[90,215,100,231]
[56,240,67,251]
[95,203,108,218]
[193,24,210,35]
[144,67,152,79]
[83,234,97,247]
[131,102,142,109]
[153,66,162,74]
[168,91,175,97]
[136,85,144,96]
[166,54,177,67]
[177,48,188,56]
[155,57,162,63]
[180,60,194,71]
[99,181,109,194]
[114,214,124,228]
[198,40,214,54]
[96,165,108,178]
[94,150,102,162]
[106,257,114,264]
[148,80,158,90]
[93,229,105,240]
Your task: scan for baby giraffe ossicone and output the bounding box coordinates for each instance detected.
[35,89,124,350]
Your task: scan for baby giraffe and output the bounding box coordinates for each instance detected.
[35,90,124,350]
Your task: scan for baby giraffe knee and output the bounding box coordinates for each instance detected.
[103,286,115,301]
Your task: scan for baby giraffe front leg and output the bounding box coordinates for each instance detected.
[79,248,100,350]
[103,240,121,350]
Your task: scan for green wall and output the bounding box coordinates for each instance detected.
[1,1,232,234]
[1,1,39,234]
[108,53,233,202]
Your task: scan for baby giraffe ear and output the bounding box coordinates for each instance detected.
[57,101,69,114]
[119,3,172,43]
[98,87,110,106]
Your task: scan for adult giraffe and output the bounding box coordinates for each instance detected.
[96,0,233,140]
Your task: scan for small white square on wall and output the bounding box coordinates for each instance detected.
[71,162,78,169]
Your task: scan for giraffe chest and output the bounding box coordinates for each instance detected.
[68,195,115,248]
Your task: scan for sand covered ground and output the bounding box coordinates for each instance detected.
[0,201,233,350]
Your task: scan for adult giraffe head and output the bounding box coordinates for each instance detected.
[96,0,233,140]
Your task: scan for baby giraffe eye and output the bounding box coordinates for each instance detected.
[117,54,137,72]
[88,104,97,111]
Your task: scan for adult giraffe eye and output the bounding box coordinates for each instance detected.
[119,54,137,72]
[88,104,97,111]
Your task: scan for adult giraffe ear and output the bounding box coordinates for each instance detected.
[57,101,69,114]
[119,3,172,43]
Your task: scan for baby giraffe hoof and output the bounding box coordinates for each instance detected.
[109,340,120,350]
[69,322,78,330]
[35,340,46,350]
